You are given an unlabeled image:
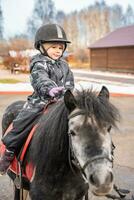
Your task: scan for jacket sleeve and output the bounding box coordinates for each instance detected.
[30,61,57,100]
[64,65,74,91]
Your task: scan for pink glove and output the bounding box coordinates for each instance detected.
[49,86,64,97]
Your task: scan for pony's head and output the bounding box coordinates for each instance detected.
[64,86,119,196]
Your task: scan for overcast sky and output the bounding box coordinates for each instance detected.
[1,0,134,38]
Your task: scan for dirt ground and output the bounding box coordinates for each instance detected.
[0,94,134,200]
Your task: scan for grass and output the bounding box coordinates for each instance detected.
[0,79,21,84]
[69,61,90,69]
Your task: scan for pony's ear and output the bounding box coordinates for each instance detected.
[64,90,77,112]
[98,86,109,99]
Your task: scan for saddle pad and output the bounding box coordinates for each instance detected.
[0,124,37,181]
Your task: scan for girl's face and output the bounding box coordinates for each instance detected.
[43,43,65,60]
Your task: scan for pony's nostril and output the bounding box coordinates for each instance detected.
[106,172,114,184]
[90,174,98,186]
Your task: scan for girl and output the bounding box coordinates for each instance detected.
[0,24,74,174]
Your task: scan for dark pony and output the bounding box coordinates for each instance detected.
[2,86,120,200]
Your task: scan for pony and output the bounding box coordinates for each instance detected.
[1,86,120,200]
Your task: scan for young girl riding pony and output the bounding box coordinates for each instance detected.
[0,23,74,174]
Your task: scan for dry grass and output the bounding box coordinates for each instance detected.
[0,78,21,84]
[69,61,90,69]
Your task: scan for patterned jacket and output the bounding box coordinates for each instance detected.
[27,54,74,106]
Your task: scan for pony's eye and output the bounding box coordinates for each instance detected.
[107,125,112,132]
[70,130,76,136]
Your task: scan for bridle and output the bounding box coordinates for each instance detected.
[68,111,114,200]
[68,132,113,177]
[68,112,130,200]
[68,131,114,200]
[68,111,113,175]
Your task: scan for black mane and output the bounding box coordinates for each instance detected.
[75,89,120,127]
[30,101,69,183]
[30,89,120,183]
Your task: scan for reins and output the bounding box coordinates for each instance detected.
[68,132,89,200]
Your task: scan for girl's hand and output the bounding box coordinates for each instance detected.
[49,87,64,97]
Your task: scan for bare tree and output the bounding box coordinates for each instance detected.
[109,4,124,31]
[25,0,134,63]
[0,0,3,40]
[27,0,55,39]
[124,5,134,25]
[56,10,66,24]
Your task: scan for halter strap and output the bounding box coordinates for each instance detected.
[83,155,113,170]
[68,131,113,175]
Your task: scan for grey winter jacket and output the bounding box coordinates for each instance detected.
[27,54,74,106]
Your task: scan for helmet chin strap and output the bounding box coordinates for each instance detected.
[39,43,48,56]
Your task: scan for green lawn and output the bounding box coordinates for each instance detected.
[0,79,21,84]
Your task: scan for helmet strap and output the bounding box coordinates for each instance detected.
[39,43,48,56]
[64,43,67,52]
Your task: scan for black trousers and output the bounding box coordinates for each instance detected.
[2,103,44,154]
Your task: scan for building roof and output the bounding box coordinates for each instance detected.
[89,25,134,48]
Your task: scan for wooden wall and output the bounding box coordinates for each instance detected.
[90,48,108,70]
[90,46,134,73]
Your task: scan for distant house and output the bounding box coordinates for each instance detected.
[89,25,134,73]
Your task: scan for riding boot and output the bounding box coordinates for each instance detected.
[0,149,14,175]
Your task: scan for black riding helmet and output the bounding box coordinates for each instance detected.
[34,24,71,51]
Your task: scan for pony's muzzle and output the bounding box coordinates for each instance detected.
[90,171,113,186]
[89,171,113,195]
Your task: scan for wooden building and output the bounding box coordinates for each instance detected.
[89,25,134,73]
